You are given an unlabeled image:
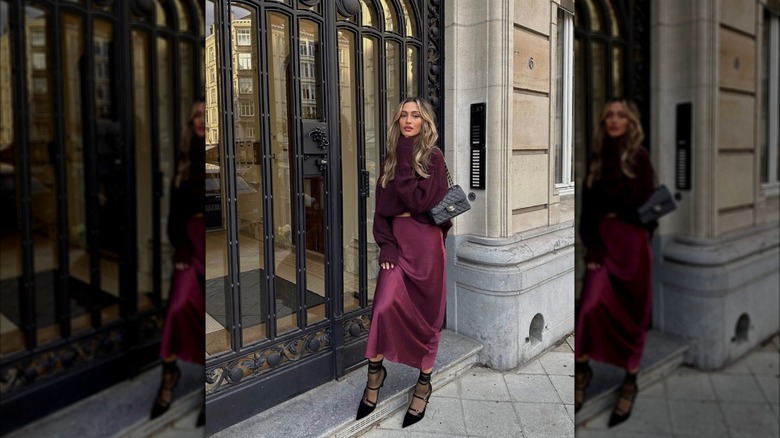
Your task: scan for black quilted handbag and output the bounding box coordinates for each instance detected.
[428,163,471,225]
[637,184,676,224]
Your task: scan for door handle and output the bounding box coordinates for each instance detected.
[316,158,328,172]
[309,127,329,150]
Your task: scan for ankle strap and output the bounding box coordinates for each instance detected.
[417,370,432,385]
[368,359,384,373]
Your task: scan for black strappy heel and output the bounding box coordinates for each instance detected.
[574,360,592,413]
[150,360,181,419]
[355,359,387,420]
[402,370,432,428]
[608,371,638,428]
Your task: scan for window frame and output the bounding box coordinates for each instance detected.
[762,10,780,195]
[555,7,575,193]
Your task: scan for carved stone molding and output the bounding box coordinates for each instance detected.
[205,329,331,394]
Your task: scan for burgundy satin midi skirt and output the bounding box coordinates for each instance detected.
[575,217,653,370]
[365,217,447,370]
[160,216,205,364]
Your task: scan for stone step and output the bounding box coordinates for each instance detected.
[575,330,689,425]
[5,362,204,438]
[212,329,484,438]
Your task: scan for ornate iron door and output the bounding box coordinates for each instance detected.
[204,0,442,433]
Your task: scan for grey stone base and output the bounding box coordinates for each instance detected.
[447,222,575,370]
[655,223,780,369]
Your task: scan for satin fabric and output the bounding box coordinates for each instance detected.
[365,217,447,370]
[576,216,653,370]
[160,215,205,364]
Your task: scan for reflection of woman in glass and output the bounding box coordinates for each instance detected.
[356,97,450,428]
[150,99,206,424]
[575,98,655,427]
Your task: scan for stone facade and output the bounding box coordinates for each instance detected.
[650,0,780,369]
[443,0,575,370]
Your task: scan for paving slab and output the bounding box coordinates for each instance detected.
[462,400,522,438]
[667,400,728,438]
[577,331,780,438]
[664,367,717,401]
[514,402,573,438]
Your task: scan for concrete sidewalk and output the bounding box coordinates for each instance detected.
[358,335,576,438]
[576,333,780,438]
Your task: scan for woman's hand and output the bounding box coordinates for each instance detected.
[175,262,190,271]
[587,262,601,270]
[380,262,395,270]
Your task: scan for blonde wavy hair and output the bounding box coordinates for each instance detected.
[586,98,645,188]
[174,98,205,188]
[379,97,439,188]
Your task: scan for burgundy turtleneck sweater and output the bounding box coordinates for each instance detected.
[168,135,206,264]
[373,135,451,264]
[579,136,655,264]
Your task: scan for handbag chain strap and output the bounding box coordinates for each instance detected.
[443,160,454,188]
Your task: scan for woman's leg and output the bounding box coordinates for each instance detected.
[403,367,433,428]
[574,356,592,413]
[363,354,386,404]
[356,354,388,420]
[150,355,181,419]
[609,368,639,427]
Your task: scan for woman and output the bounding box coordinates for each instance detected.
[575,98,656,427]
[150,99,206,424]
[355,97,451,428]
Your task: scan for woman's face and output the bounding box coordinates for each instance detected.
[193,102,206,138]
[603,101,630,138]
[398,101,423,138]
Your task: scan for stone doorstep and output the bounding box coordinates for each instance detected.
[5,361,204,438]
[118,389,203,438]
[575,330,689,426]
[214,330,483,438]
[330,331,483,437]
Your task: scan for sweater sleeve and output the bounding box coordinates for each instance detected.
[610,148,655,226]
[372,168,400,265]
[393,136,448,215]
[579,178,606,264]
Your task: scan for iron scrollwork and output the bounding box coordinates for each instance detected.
[0,329,124,395]
[426,0,444,138]
[343,314,372,342]
[206,329,331,394]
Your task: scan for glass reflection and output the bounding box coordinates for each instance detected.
[26,5,62,345]
[62,13,93,332]
[132,29,155,312]
[205,0,232,356]
[406,45,418,97]
[364,36,380,301]
[299,19,326,327]
[386,41,400,124]
[0,0,22,356]
[361,1,377,28]
[339,30,360,313]
[230,6,269,348]
[399,0,417,37]
[379,0,398,32]
[268,11,297,335]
